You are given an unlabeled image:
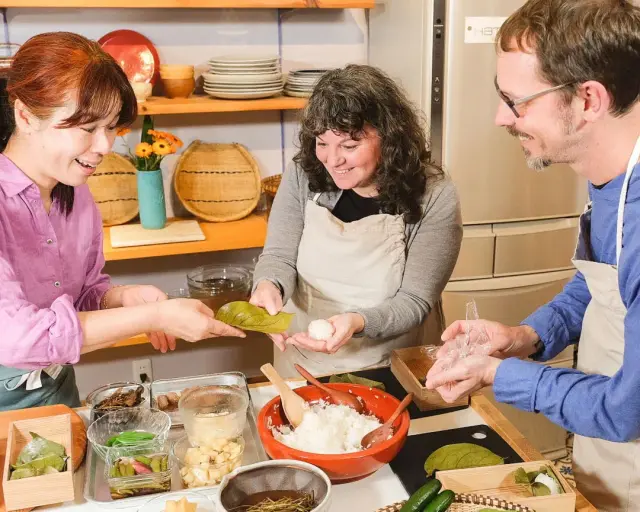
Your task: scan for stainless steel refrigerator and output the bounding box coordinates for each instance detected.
[369,0,587,457]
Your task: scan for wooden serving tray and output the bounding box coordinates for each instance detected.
[0,405,86,512]
[390,346,469,411]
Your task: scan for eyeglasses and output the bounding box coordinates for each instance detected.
[494,76,575,118]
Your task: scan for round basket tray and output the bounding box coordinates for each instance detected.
[262,174,282,197]
[173,140,261,222]
[87,152,138,226]
[376,493,536,512]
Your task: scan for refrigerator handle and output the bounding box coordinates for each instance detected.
[430,0,446,167]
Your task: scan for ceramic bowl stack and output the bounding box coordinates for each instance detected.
[203,55,283,100]
[284,69,330,98]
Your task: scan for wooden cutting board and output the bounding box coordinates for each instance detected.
[109,219,205,248]
[0,405,87,512]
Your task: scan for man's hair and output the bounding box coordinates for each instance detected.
[497,0,640,116]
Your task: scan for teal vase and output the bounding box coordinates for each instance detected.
[136,169,166,229]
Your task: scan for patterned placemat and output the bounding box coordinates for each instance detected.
[552,433,576,488]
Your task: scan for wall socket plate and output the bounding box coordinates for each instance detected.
[132,359,153,384]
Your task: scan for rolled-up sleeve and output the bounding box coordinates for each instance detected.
[74,204,110,312]
[0,255,83,369]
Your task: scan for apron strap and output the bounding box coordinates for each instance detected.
[312,192,321,203]
[616,136,640,265]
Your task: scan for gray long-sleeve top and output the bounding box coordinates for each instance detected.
[253,164,463,339]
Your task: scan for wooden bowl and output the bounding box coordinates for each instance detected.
[160,64,194,80]
[162,77,195,99]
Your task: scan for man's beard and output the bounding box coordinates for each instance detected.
[506,126,551,172]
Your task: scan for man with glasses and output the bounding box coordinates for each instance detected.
[426,0,640,509]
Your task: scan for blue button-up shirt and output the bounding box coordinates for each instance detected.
[494,163,640,442]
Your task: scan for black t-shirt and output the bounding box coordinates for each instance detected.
[331,189,381,222]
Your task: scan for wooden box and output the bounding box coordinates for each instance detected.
[390,346,469,411]
[2,414,75,511]
[438,460,576,512]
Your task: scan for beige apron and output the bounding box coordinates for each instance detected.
[274,193,440,377]
[571,136,640,512]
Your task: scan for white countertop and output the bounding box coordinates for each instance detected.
[41,383,486,512]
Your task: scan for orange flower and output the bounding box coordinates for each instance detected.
[152,139,172,156]
[116,127,131,137]
[135,142,153,158]
[149,129,183,148]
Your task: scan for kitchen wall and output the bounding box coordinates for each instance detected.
[3,7,368,398]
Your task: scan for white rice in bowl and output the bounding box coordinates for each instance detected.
[272,401,382,454]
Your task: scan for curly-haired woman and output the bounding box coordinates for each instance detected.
[251,64,463,376]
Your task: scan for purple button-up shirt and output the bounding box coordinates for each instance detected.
[0,154,110,370]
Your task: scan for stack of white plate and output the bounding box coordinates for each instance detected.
[284,69,331,98]
[203,55,284,100]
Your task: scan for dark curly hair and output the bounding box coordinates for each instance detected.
[293,64,443,224]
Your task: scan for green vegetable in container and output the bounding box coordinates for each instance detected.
[424,443,504,476]
[215,301,294,334]
[105,431,156,447]
[10,433,68,480]
[108,454,171,500]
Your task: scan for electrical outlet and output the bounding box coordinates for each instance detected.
[132,359,153,384]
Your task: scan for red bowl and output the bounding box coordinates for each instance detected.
[257,383,410,483]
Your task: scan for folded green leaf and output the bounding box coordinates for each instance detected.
[424,443,504,476]
[532,482,552,496]
[329,373,386,391]
[215,301,294,334]
[16,432,66,465]
[513,467,530,485]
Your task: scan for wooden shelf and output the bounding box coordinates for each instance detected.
[103,214,268,262]
[1,0,373,8]
[113,334,149,348]
[137,95,307,115]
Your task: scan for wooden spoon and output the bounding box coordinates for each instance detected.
[294,363,365,414]
[361,393,413,450]
[260,363,307,428]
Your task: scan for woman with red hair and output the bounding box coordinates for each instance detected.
[0,32,244,410]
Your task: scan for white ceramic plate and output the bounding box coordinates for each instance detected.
[209,61,279,69]
[204,89,282,99]
[203,82,284,90]
[284,89,312,98]
[208,68,280,75]
[209,54,279,64]
[202,71,282,83]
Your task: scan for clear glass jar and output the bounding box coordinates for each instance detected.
[186,265,252,313]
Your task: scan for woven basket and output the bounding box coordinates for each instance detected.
[87,152,138,226]
[173,141,261,222]
[262,174,282,214]
[376,493,536,512]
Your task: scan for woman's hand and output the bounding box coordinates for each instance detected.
[119,285,176,353]
[155,299,246,342]
[249,280,288,351]
[288,313,364,354]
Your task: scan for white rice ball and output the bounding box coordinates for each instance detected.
[534,472,562,495]
[307,319,334,341]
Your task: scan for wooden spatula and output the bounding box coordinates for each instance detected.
[260,363,307,428]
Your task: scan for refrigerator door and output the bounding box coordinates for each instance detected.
[442,269,576,329]
[435,0,587,224]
